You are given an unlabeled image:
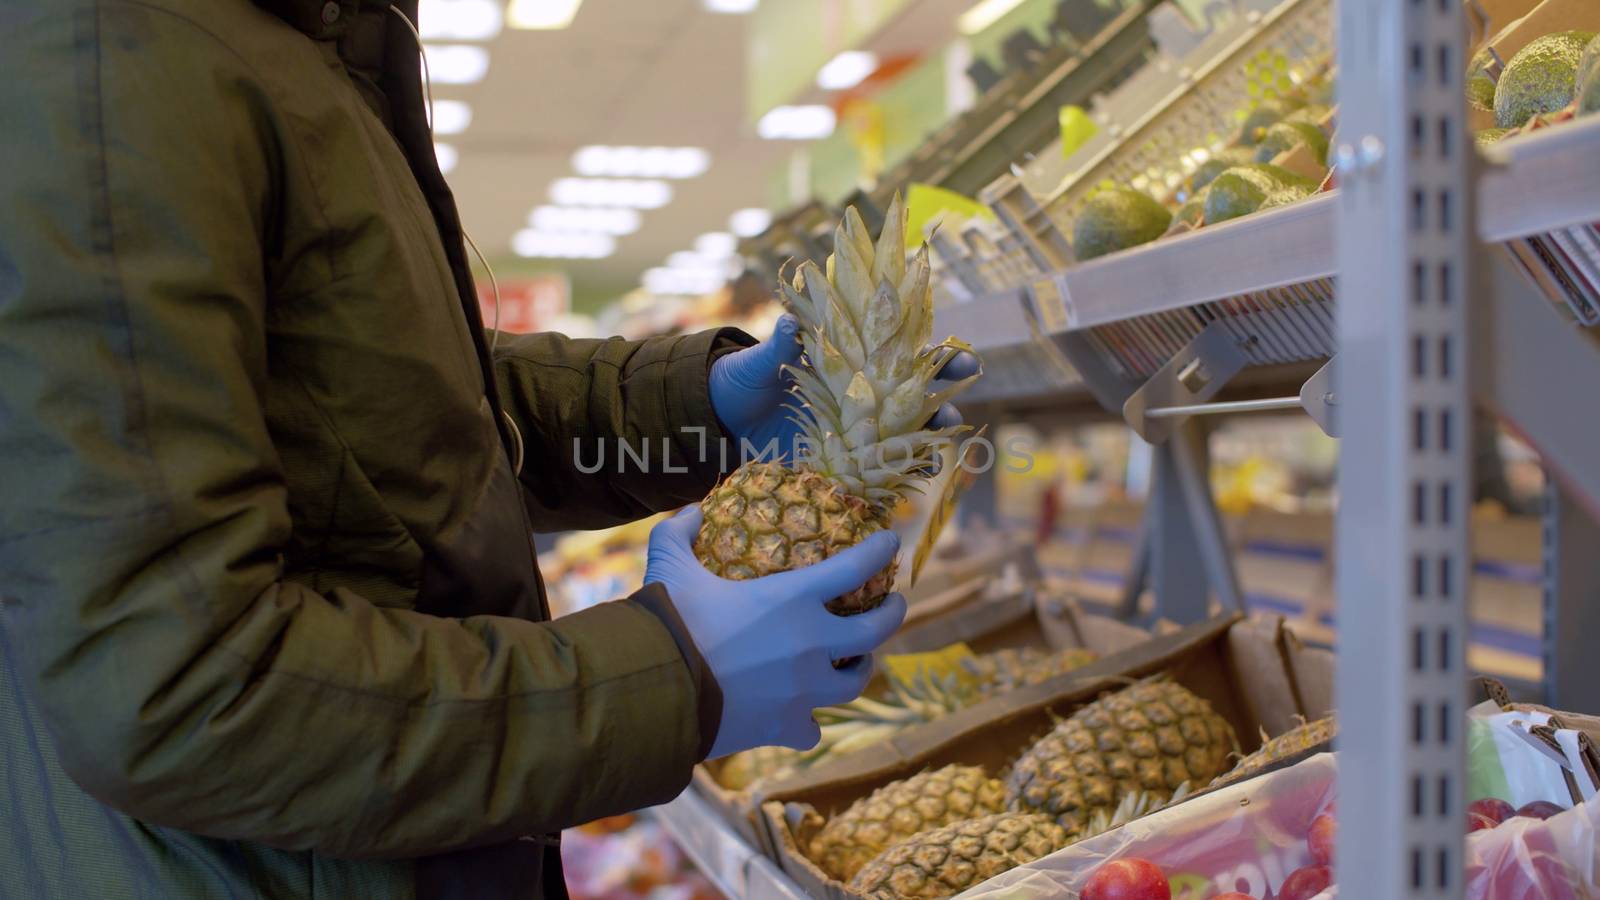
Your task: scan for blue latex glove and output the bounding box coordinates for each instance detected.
[643,506,908,758]
[710,314,982,463]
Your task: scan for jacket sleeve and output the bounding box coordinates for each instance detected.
[490,328,754,532]
[0,5,715,859]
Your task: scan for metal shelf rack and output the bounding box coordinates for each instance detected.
[669,1,1600,896]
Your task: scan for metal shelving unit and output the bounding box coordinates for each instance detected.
[670,0,1600,895]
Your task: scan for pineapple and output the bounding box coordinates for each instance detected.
[716,745,801,791]
[806,765,1008,883]
[847,812,1067,899]
[963,646,1100,696]
[1209,715,1336,789]
[1006,679,1236,834]
[694,195,980,614]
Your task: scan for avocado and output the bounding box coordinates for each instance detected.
[1283,103,1333,127]
[1474,127,1512,148]
[1190,146,1255,193]
[1072,187,1173,261]
[1494,30,1595,128]
[1254,120,1329,164]
[1202,164,1319,225]
[1578,33,1600,115]
[1467,48,1497,112]
[1171,189,1207,231]
[1236,102,1293,146]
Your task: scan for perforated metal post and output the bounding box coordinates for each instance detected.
[1334,0,1473,897]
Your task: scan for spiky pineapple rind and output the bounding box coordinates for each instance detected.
[847,812,1067,899]
[1004,679,1236,835]
[808,764,1008,883]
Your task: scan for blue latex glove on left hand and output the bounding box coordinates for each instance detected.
[710,314,981,464]
[644,506,908,758]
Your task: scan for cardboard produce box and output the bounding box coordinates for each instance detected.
[755,614,1334,900]
[691,594,1154,847]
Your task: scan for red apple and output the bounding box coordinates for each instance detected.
[1516,800,1567,820]
[1467,812,1498,832]
[1307,812,1336,866]
[1279,865,1332,900]
[1083,858,1171,900]
[1468,798,1515,825]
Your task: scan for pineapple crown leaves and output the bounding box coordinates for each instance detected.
[774,192,981,500]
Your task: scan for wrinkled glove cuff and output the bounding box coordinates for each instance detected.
[631,581,724,761]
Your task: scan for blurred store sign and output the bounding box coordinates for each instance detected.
[477,275,571,334]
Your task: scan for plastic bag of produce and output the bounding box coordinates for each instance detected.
[956,754,1338,899]
[1464,796,1600,900]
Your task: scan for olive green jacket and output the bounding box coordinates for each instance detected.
[0,1,742,897]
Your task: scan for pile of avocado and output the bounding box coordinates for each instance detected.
[1475,30,1600,147]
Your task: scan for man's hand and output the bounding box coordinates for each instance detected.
[709,314,980,464]
[643,506,907,757]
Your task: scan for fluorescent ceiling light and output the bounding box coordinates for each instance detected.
[694,232,738,259]
[549,177,672,209]
[729,208,772,237]
[429,99,473,135]
[511,229,615,259]
[571,146,710,179]
[757,105,836,140]
[422,45,490,84]
[817,50,878,91]
[957,0,1026,35]
[528,205,642,235]
[644,266,727,296]
[434,142,459,174]
[668,250,731,271]
[418,0,502,40]
[507,0,584,29]
[703,0,758,12]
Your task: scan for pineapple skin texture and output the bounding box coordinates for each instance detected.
[807,765,1007,883]
[1005,680,1236,834]
[695,461,895,615]
[847,812,1067,899]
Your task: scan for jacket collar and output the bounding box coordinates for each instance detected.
[252,0,389,42]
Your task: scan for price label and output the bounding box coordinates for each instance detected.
[1030,276,1074,332]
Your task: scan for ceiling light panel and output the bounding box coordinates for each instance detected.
[528,205,642,235]
[434,142,459,174]
[757,105,836,140]
[548,178,673,209]
[729,208,772,237]
[429,99,473,135]
[512,229,615,259]
[422,45,490,84]
[703,0,758,12]
[644,267,727,295]
[418,0,502,40]
[571,146,710,179]
[507,0,584,29]
[817,50,877,91]
[693,232,738,259]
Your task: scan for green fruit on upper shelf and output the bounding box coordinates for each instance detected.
[1494,30,1596,128]
[1203,164,1319,225]
[1254,120,1329,164]
[1578,33,1600,115]
[1072,187,1173,262]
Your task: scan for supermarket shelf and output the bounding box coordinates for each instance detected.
[1037,192,1337,332]
[649,790,809,900]
[1480,115,1600,243]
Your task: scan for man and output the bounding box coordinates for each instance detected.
[0,1,974,897]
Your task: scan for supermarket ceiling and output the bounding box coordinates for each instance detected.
[425,0,794,308]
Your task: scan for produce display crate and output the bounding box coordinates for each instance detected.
[755,614,1334,900]
[690,594,1158,848]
